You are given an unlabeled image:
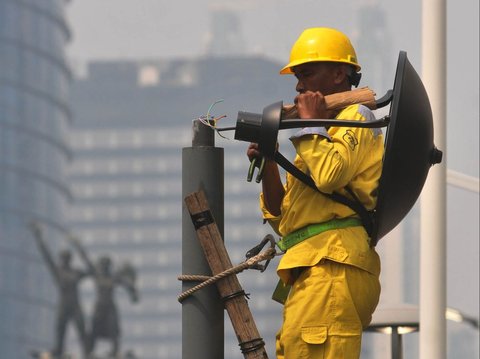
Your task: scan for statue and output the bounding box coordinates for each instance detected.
[29,222,88,359]
[70,238,139,358]
[123,351,137,359]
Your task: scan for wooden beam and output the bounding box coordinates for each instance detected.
[184,190,269,359]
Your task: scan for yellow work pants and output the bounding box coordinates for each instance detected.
[276,259,380,359]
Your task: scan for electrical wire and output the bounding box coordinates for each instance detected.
[196,99,231,139]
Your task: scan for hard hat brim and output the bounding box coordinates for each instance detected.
[280,58,361,75]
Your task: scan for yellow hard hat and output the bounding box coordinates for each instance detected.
[280,27,361,75]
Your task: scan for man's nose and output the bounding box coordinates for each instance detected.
[296,80,304,93]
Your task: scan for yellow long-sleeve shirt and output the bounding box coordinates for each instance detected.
[260,104,383,284]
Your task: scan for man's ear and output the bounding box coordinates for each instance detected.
[333,64,349,85]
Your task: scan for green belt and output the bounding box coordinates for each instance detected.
[277,217,363,252]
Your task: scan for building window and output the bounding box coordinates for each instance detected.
[83,208,93,221]
[138,65,159,87]
[107,132,118,148]
[82,134,94,149]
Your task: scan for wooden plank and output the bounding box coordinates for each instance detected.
[184,190,269,359]
[282,86,377,119]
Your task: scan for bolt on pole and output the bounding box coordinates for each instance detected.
[182,119,224,359]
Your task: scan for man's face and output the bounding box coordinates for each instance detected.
[292,62,339,95]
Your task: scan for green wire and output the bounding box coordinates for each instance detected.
[206,99,224,126]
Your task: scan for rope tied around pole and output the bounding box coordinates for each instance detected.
[178,247,277,303]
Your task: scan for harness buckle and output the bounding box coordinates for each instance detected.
[245,234,276,272]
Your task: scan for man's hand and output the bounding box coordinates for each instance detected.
[246,143,284,216]
[295,91,334,119]
[247,142,279,160]
[246,143,261,161]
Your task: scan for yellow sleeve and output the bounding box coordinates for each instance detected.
[290,105,381,194]
[259,192,282,236]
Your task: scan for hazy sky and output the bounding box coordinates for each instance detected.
[65,0,424,63]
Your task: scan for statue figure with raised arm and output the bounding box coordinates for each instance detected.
[69,237,139,359]
[29,222,88,359]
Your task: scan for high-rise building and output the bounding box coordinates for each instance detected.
[0,0,72,357]
[205,7,246,56]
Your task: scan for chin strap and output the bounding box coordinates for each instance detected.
[273,151,374,238]
[349,72,362,88]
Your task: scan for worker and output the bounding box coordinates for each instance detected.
[247,27,383,358]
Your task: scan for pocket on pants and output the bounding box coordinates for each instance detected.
[301,325,362,359]
[300,326,327,358]
[325,327,362,359]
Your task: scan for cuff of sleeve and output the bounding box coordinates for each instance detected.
[260,192,282,235]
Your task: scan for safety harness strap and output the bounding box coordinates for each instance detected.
[274,151,374,237]
[277,217,363,251]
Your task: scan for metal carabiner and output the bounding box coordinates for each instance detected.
[245,234,276,272]
[247,156,266,183]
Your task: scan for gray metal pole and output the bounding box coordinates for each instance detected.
[420,0,447,357]
[391,327,403,359]
[182,119,224,359]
